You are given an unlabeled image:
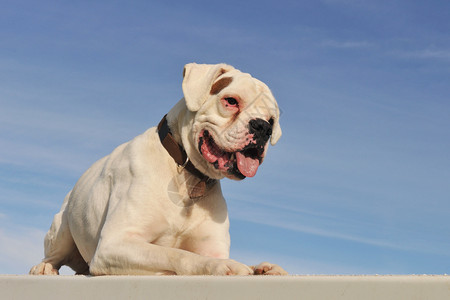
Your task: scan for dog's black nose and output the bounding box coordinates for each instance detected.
[249,118,272,141]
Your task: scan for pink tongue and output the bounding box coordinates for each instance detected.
[236,152,259,177]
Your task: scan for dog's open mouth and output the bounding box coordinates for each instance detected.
[198,130,263,179]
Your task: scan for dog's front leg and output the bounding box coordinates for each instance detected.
[89,236,253,276]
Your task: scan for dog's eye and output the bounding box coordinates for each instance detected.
[225,97,238,106]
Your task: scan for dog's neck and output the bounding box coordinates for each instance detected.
[158,113,215,199]
[165,99,187,145]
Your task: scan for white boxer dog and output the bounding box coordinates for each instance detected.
[30,63,286,276]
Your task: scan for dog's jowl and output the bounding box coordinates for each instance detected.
[30,63,287,276]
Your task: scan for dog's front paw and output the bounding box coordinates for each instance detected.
[29,262,59,275]
[252,262,288,275]
[205,258,253,275]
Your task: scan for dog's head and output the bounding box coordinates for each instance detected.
[180,63,282,180]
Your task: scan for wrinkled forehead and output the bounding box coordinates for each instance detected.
[219,71,278,116]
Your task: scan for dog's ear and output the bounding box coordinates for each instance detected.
[182,63,234,112]
[270,106,282,145]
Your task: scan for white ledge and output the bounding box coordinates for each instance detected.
[2,275,450,299]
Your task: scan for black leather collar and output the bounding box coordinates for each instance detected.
[158,115,214,198]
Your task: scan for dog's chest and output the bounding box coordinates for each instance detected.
[150,205,210,248]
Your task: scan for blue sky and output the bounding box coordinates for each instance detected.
[1,0,449,275]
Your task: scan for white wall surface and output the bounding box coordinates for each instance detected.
[1,275,450,300]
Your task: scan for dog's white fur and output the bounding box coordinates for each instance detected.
[30,63,286,276]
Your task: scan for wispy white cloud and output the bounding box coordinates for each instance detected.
[0,184,59,210]
[321,39,374,49]
[394,48,450,62]
[0,216,45,274]
[320,0,379,9]
[0,98,144,175]
[0,213,75,275]
[228,195,450,256]
[0,55,175,177]
[386,44,450,63]
[233,209,400,250]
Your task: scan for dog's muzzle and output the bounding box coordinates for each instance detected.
[198,118,273,180]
